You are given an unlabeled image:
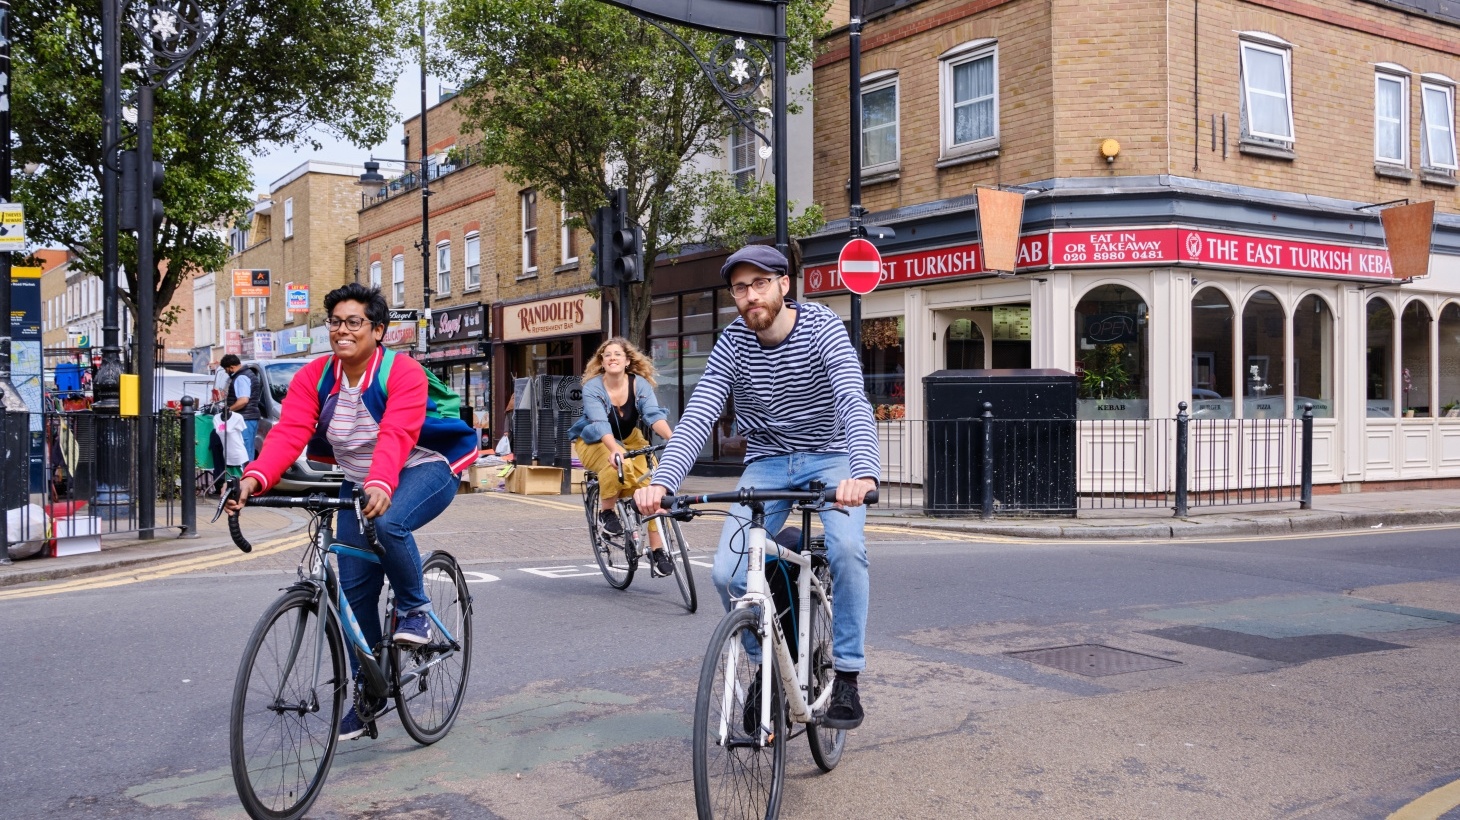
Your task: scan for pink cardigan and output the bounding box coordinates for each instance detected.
[243,348,428,498]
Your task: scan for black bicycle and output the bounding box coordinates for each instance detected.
[582,443,697,611]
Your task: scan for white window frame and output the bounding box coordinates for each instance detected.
[860,70,900,175]
[1421,75,1458,171]
[437,240,452,296]
[521,189,539,276]
[1375,67,1410,166]
[283,197,294,238]
[369,260,382,289]
[391,254,406,306]
[1238,36,1295,145]
[730,123,757,190]
[218,299,226,345]
[465,232,481,291]
[560,199,578,265]
[939,39,999,159]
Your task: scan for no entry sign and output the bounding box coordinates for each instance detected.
[838,238,883,295]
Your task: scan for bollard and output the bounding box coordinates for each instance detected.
[1174,401,1189,518]
[180,397,198,537]
[980,402,994,520]
[1300,402,1314,510]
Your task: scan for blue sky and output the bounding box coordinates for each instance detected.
[247,65,439,195]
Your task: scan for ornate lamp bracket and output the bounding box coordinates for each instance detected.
[127,0,223,85]
[645,19,774,151]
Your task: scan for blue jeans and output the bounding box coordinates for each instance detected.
[337,460,457,671]
[711,453,869,673]
[241,419,258,461]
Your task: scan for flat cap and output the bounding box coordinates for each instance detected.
[719,245,788,281]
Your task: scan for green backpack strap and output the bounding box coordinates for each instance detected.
[376,347,461,420]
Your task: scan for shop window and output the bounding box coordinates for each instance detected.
[940,40,998,160]
[1291,296,1334,418]
[855,316,905,419]
[716,289,740,329]
[861,72,899,175]
[1439,303,1460,417]
[1239,35,1294,150]
[1375,69,1409,167]
[1191,288,1235,418]
[945,318,984,369]
[1366,298,1396,417]
[1241,291,1286,418]
[1401,301,1433,417]
[1076,285,1149,419]
[684,291,714,334]
[650,295,678,337]
[650,337,682,428]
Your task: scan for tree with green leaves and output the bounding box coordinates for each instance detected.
[12,0,412,330]
[437,0,828,345]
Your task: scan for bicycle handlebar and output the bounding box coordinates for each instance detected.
[217,478,382,556]
[661,485,879,513]
[614,442,666,482]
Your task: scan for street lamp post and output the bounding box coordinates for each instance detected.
[358,154,432,352]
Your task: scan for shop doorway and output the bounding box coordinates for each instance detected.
[935,305,1031,370]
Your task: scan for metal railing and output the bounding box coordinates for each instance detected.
[873,403,1315,518]
[360,141,488,209]
[0,405,193,560]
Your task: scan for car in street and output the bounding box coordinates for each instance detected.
[240,355,346,493]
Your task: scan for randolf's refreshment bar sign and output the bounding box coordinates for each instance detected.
[502,292,602,342]
[804,226,1397,295]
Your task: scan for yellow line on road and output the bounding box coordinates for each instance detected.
[479,492,586,513]
[1388,779,1460,820]
[0,534,299,600]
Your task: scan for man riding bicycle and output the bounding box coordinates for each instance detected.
[636,244,879,730]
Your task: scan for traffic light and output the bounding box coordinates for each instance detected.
[119,150,165,232]
[612,223,645,284]
[589,204,616,287]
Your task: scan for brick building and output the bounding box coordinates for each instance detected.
[800,0,1460,488]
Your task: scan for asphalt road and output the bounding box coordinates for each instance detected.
[7,524,1460,818]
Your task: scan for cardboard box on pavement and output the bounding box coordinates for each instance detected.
[507,465,565,495]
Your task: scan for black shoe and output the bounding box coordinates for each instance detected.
[599,509,623,535]
[651,549,674,577]
[822,679,863,730]
[742,672,762,734]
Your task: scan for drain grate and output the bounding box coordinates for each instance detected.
[1006,644,1182,677]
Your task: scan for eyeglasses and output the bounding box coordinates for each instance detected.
[326,316,370,331]
[729,275,782,298]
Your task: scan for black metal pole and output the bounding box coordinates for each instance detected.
[847,0,863,355]
[0,0,27,564]
[418,5,432,355]
[180,396,197,536]
[136,82,156,538]
[1300,402,1314,510]
[93,0,129,531]
[772,0,789,255]
[980,402,994,519]
[1174,401,1189,517]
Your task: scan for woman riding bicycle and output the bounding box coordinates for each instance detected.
[226,282,478,740]
[568,337,676,577]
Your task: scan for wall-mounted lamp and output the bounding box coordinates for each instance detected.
[1100,138,1121,164]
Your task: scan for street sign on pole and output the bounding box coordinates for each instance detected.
[838,237,883,295]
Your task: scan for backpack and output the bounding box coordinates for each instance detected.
[377,349,463,420]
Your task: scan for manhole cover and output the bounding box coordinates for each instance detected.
[1006,644,1181,677]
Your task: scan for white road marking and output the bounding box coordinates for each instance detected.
[461,571,501,583]
[519,565,602,579]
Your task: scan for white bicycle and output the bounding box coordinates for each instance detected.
[660,483,877,820]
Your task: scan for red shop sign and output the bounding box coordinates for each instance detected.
[1176,228,1393,279]
[804,235,1050,295]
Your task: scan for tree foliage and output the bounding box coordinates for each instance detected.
[437,0,828,344]
[11,0,412,327]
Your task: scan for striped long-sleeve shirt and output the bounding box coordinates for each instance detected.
[653,301,880,492]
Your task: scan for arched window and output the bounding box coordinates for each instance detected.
[1291,295,1334,417]
[1401,301,1433,416]
[1440,303,1460,416]
[1241,290,1286,418]
[1366,299,1396,417]
[1075,284,1149,418]
[1191,288,1235,418]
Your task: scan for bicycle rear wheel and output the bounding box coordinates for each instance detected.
[586,481,636,589]
[394,552,474,744]
[230,587,346,820]
[663,516,697,613]
[693,606,785,820]
[805,558,844,772]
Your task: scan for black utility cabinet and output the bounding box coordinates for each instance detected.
[923,369,1078,517]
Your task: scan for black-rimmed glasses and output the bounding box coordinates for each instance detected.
[326,316,370,331]
[729,275,783,298]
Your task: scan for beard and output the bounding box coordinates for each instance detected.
[741,293,783,331]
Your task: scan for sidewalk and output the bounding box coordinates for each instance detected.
[3,477,1458,588]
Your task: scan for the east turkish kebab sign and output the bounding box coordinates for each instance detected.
[804,223,1427,296]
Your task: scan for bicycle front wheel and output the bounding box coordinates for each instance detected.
[586,482,636,589]
[230,587,346,820]
[693,607,785,820]
[394,552,474,744]
[805,559,844,772]
[663,516,697,613]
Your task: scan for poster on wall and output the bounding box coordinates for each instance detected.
[285,283,310,313]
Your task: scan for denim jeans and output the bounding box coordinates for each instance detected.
[241,419,258,461]
[710,452,869,673]
[336,460,457,670]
